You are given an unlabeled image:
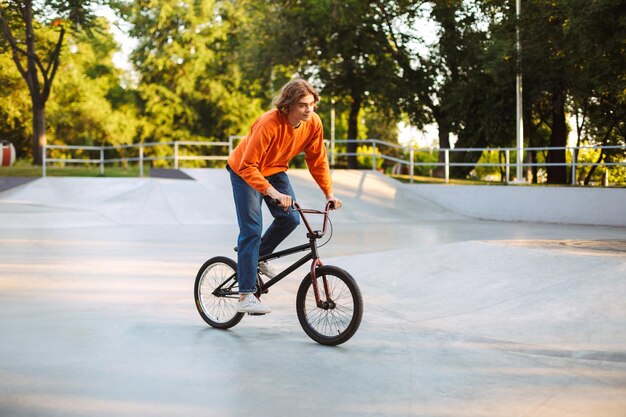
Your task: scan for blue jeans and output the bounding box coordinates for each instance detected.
[227,165,300,293]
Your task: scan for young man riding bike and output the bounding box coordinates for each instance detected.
[226,79,342,314]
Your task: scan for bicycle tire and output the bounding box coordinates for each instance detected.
[194,256,244,329]
[296,265,363,346]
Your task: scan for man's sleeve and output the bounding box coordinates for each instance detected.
[304,120,333,196]
[236,124,272,194]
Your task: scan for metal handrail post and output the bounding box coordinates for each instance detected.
[139,145,144,177]
[100,147,104,176]
[409,145,415,184]
[372,141,377,171]
[174,142,179,169]
[444,149,450,184]
[571,147,577,185]
[42,145,47,177]
[330,101,336,166]
[505,149,510,183]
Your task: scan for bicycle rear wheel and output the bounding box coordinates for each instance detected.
[194,256,244,329]
[296,265,363,346]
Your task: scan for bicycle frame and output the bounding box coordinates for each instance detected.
[255,201,335,307]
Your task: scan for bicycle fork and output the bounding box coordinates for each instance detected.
[310,256,335,310]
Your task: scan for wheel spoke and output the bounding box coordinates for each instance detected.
[302,273,356,338]
[195,260,241,326]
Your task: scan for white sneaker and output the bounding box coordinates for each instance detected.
[258,261,278,278]
[236,294,271,314]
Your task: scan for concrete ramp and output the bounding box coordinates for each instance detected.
[0,176,236,228]
[0,169,463,229]
[184,168,465,224]
[288,169,465,222]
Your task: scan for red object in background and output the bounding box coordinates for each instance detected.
[1,141,16,166]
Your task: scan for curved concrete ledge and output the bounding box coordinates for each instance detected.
[409,184,626,227]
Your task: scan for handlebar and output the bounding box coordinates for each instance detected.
[269,199,335,239]
[270,198,335,211]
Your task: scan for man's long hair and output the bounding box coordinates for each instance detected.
[273,79,320,114]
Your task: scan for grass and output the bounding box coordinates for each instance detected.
[389,173,502,185]
[0,162,150,178]
[389,173,625,187]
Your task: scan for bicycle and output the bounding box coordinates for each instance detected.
[194,201,363,346]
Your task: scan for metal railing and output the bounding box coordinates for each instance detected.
[328,139,626,186]
[42,137,626,186]
[42,139,235,177]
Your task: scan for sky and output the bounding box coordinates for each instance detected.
[94,6,137,73]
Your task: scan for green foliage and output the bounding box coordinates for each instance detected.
[0,51,31,157]
[46,18,139,147]
[412,149,439,177]
[240,0,404,167]
[122,0,263,145]
[0,0,624,184]
[607,164,626,186]
[0,0,132,165]
[361,106,400,144]
[471,150,506,182]
[355,145,384,170]
[564,0,626,184]
[483,0,626,183]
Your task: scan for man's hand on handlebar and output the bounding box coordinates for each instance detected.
[266,186,292,209]
[266,186,342,211]
[326,194,342,210]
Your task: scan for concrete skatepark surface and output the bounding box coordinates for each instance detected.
[1,169,625,417]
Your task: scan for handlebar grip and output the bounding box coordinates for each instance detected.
[268,198,296,209]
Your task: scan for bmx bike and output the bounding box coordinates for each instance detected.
[194,201,363,346]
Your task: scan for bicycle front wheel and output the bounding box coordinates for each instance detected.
[194,256,244,329]
[296,265,363,346]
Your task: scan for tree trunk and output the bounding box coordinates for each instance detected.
[546,84,568,184]
[525,151,533,182]
[433,110,451,178]
[32,98,46,165]
[347,95,361,169]
[584,149,604,185]
[1,0,63,165]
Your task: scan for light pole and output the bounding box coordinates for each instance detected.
[330,99,336,166]
[514,0,525,183]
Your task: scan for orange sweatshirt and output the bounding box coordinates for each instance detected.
[228,109,333,196]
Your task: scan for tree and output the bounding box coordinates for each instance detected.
[120,0,263,156]
[378,0,499,178]
[0,0,105,164]
[46,17,140,150]
[0,45,31,158]
[515,0,571,184]
[565,0,626,184]
[243,0,403,168]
